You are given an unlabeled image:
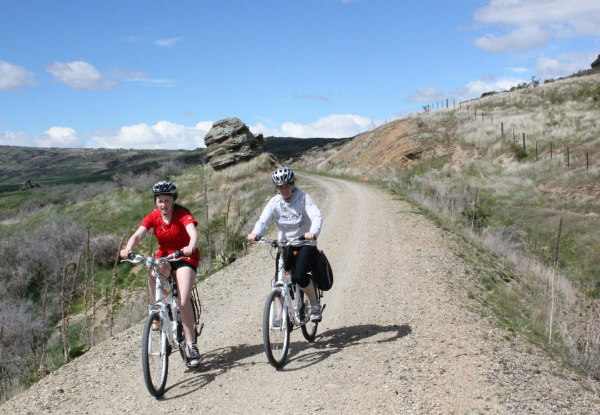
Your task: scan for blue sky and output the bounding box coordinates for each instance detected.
[1,0,599,149]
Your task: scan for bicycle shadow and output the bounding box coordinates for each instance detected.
[160,342,264,400]
[282,323,412,371]
[160,323,411,399]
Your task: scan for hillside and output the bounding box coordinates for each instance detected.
[292,72,600,378]
[0,146,205,193]
[0,138,341,194]
[2,174,599,414]
[1,71,599,410]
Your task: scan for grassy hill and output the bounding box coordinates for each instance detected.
[292,71,600,378]
[0,146,205,193]
[0,137,340,193]
[2,70,599,400]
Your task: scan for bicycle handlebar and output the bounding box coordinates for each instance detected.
[121,250,189,267]
[255,235,312,248]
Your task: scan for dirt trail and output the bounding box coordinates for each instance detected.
[2,174,599,414]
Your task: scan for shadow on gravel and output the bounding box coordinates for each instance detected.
[283,323,412,371]
[159,343,265,400]
[160,324,411,399]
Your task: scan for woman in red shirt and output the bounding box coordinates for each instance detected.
[120,180,201,367]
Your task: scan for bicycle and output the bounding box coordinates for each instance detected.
[120,250,203,398]
[256,236,325,368]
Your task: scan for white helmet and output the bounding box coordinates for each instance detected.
[271,167,295,186]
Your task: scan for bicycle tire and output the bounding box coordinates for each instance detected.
[191,284,202,339]
[263,288,290,368]
[141,313,169,397]
[301,283,320,342]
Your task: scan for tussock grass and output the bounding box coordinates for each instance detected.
[0,152,278,401]
[296,72,600,379]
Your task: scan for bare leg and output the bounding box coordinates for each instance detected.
[148,263,171,301]
[175,266,197,343]
[300,279,318,303]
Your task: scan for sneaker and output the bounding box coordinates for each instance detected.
[309,303,322,322]
[152,320,160,331]
[188,343,201,368]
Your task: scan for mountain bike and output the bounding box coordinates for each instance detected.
[256,236,325,368]
[121,250,203,398]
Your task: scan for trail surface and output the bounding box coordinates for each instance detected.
[2,175,599,414]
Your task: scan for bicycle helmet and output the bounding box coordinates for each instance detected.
[152,180,178,200]
[271,167,295,186]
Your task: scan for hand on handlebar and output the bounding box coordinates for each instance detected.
[303,232,317,241]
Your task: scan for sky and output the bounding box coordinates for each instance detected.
[1,0,599,150]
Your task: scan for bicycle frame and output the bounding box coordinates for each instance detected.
[272,247,310,328]
[124,252,184,350]
[258,236,322,367]
[121,250,202,397]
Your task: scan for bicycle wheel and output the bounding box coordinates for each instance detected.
[301,283,320,342]
[263,288,290,368]
[141,313,169,397]
[191,285,203,339]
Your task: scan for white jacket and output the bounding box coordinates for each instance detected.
[251,187,322,245]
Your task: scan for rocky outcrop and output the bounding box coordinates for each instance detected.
[204,117,265,170]
[591,54,600,69]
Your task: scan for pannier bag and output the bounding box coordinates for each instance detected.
[313,250,333,291]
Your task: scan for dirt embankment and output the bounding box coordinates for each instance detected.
[1,174,599,414]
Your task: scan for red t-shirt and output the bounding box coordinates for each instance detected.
[141,207,200,267]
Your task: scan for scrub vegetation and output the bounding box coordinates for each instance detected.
[294,72,600,379]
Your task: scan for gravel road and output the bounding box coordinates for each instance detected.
[2,174,599,414]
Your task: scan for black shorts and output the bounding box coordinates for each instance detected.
[169,260,197,273]
[284,245,318,288]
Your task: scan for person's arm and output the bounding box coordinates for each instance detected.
[183,222,198,255]
[248,199,276,241]
[120,226,149,258]
[304,193,323,240]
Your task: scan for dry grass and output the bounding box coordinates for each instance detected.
[293,72,600,378]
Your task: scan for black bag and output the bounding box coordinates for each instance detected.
[312,250,333,291]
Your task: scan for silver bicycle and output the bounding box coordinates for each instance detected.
[121,250,203,397]
[256,236,325,368]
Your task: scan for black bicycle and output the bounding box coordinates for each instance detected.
[121,250,203,397]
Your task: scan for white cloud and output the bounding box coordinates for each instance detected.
[154,37,184,47]
[0,61,35,91]
[35,126,80,147]
[536,52,597,79]
[473,0,600,53]
[408,76,528,104]
[89,120,211,149]
[110,66,176,86]
[251,114,373,138]
[0,130,34,146]
[474,25,549,53]
[46,61,118,90]
[293,94,332,103]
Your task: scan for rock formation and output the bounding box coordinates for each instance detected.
[204,117,265,170]
[591,54,600,69]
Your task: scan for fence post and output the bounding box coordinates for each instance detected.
[536,142,538,161]
[551,142,553,159]
[522,133,526,150]
[587,152,589,171]
[567,145,570,167]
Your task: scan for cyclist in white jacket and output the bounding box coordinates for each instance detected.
[247,166,324,321]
